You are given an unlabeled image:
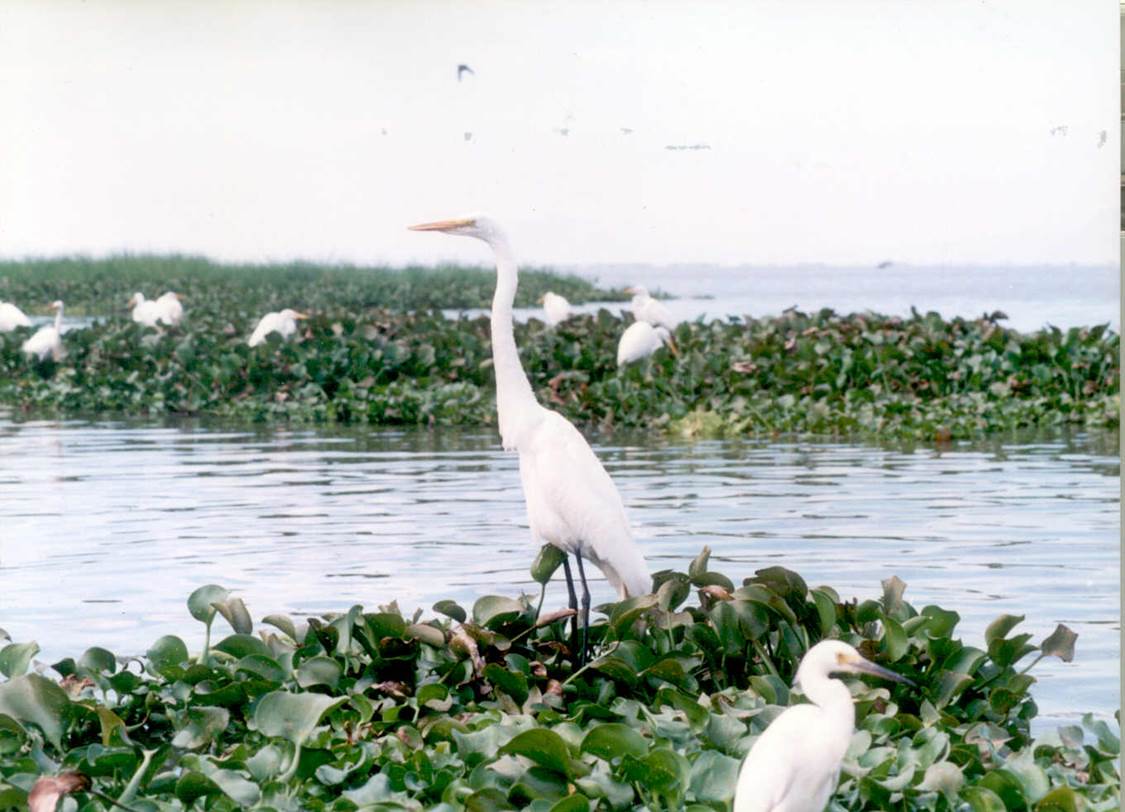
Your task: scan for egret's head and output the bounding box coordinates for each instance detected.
[279,309,309,320]
[408,214,503,244]
[626,285,650,299]
[49,300,63,311]
[796,640,914,689]
[127,293,143,307]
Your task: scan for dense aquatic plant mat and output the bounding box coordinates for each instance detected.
[0,551,1117,810]
[0,300,1117,439]
[0,256,626,314]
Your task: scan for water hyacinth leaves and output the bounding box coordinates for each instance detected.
[0,566,1115,810]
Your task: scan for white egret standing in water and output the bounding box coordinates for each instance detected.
[248,309,309,347]
[0,302,31,332]
[540,291,572,326]
[408,215,651,660]
[734,640,914,812]
[617,321,676,366]
[627,285,675,328]
[128,293,163,327]
[21,301,65,361]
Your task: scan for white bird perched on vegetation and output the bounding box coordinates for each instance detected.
[248,308,309,347]
[409,215,651,658]
[540,291,572,327]
[734,640,914,812]
[617,321,676,366]
[0,302,31,332]
[128,293,164,328]
[156,291,184,325]
[627,285,674,329]
[21,301,65,361]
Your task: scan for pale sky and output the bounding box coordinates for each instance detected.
[0,1,1117,267]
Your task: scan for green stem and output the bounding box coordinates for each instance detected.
[561,642,619,688]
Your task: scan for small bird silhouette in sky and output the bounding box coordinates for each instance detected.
[457,64,475,82]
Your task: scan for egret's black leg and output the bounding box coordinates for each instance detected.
[562,556,579,645]
[575,554,591,667]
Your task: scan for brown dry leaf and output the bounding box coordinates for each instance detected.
[28,773,90,812]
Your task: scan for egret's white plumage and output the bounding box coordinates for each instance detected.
[0,302,31,332]
[734,640,913,812]
[627,285,675,329]
[617,321,672,366]
[156,291,184,326]
[248,308,309,347]
[541,291,572,326]
[128,293,164,328]
[21,301,65,361]
[409,216,650,602]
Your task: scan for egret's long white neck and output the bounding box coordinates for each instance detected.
[53,304,63,332]
[802,673,855,751]
[487,234,538,447]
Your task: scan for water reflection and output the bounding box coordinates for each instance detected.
[0,415,1117,729]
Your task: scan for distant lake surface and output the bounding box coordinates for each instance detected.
[449,264,1119,334]
[0,416,1117,731]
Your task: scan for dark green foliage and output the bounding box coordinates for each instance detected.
[0,555,1117,810]
[0,279,1117,439]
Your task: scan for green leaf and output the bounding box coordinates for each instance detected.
[0,673,69,748]
[962,785,1008,812]
[531,544,567,585]
[433,599,467,623]
[548,795,590,812]
[187,584,230,623]
[580,723,648,761]
[687,547,711,579]
[984,613,1025,645]
[918,761,963,798]
[172,706,230,750]
[406,623,446,647]
[253,691,347,746]
[1038,624,1077,662]
[500,729,586,778]
[0,642,39,678]
[146,635,189,676]
[213,633,271,659]
[78,647,116,675]
[881,575,907,617]
[1035,786,1081,812]
[296,656,342,689]
[880,614,908,662]
[688,750,740,803]
[213,596,253,634]
[473,595,525,628]
[485,663,529,706]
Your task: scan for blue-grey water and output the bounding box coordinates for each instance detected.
[446,264,1119,334]
[0,415,1116,731]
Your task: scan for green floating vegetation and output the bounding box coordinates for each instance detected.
[0,255,626,315]
[0,551,1118,811]
[0,289,1117,439]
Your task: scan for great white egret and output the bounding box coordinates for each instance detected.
[627,285,675,329]
[21,301,65,361]
[128,293,164,328]
[156,291,184,326]
[248,309,309,347]
[0,302,31,332]
[617,321,676,366]
[540,291,572,327]
[734,640,914,812]
[408,215,650,659]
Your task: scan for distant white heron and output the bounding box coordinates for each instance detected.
[0,302,31,332]
[409,215,650,660]
[540,291,572,327]
[617,321,676,366]
[734,640,914,812]
[627,285,674,329]
[156,291,184,325]
[248,309,309,347]
[128,293,164,328]
[21,301,65,361]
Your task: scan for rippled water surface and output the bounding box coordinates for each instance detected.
[0,416,1117,728]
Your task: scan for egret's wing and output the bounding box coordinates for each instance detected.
[734,705,840,812]
[249,314,276,346]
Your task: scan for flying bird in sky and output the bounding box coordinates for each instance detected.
[457,64,475,82]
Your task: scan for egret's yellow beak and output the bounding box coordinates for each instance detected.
[624,287,637,295]
[174,292,185,300]
[294,312,310,320]
[408,217,475,232]
[844,653,915,687]
[665,336,680,357]
[537,295,546,304]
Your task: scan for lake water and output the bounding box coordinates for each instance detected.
[0,415,1117,730]
[446,263,1120,334]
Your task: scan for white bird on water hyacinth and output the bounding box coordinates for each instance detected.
[408,215,651,660]
[0,301,31,332]
[627,285,675,329]
[540,291,572,326]
[617,320,676,366]
[734,640,914,812]
[248,308,309,347]
[21,301,65,361]
[156,291,185,326]
[128,292,164,328]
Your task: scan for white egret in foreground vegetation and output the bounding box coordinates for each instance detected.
[627,285,675,329]
[409,215,651,658]
[128,292,164,328]
[734,640,915,812]
[617,321,677,366]
[248,309,309,347]
[540,291,572,326]
[0,302,31,332]
[21,301,65,361]
[156,291,184,325]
